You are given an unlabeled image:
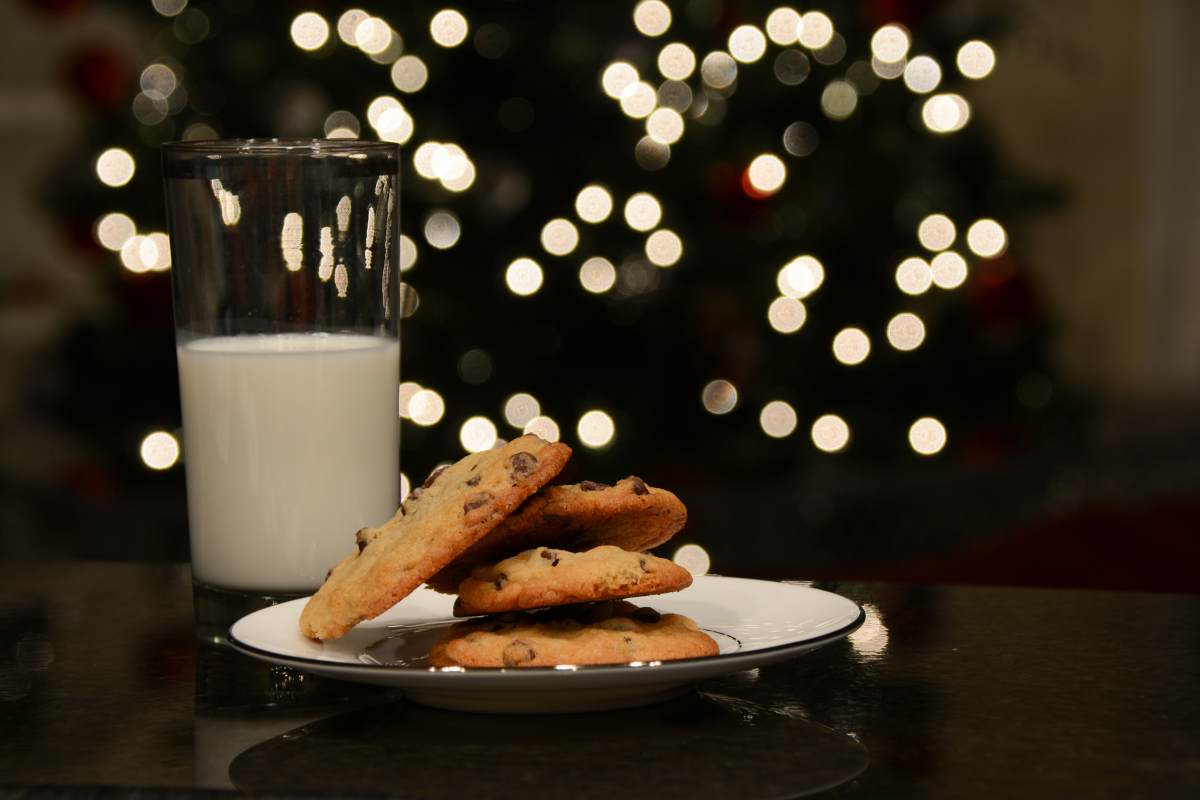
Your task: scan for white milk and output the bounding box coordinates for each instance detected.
[177,333,400,592]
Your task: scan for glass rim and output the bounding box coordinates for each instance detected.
[161,138,398,157]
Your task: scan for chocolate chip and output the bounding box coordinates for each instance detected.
[493,572,508,590]
[463,491,493,513]
[423,465,449,489]
[404,487,423,509]
[324,568,333,582]
[355,529,371,554]
[502,640,537,666]
[466,474,481,487]
[506,451,538,482]
[540,549,561,567]
[623,636,633,643]
[631,607,661,623]
[639,557,647,570]
[628,477,649,496]
[579,480,608,492]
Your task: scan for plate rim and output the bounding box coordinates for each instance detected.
[228,576,865,679]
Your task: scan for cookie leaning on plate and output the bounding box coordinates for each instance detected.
[426,477,687,593]
[453,545,693,616]
[429,600,719,667]
[299,434,572,640]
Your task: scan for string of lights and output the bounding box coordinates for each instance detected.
[73,1,1039,494]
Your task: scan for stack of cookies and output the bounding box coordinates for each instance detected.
[299,434,717,667]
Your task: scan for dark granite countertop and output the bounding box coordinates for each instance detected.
[0,562,1197,798]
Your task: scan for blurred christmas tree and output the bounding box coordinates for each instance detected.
[47,0,1056,496]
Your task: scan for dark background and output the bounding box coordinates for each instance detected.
[1,0,1197,591]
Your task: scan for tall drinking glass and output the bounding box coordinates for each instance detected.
[162,139,400,643]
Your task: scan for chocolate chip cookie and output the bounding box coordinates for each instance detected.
[453,545,692,616]
[299,434,572,640]
[426,477,687,593]
[429,600,719,667]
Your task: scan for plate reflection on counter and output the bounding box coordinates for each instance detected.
[229,690,869,799]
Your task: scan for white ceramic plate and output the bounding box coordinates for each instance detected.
[229,576,863,713]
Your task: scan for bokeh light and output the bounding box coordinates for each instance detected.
[870,24,910,63]
[783,121,819,156]
[398,381,422,418]
[95,212,136,251]
[506,257,544,296]
[624,192,663,231]
[633,0,672,37]
[747,153,787,194]
[620,81,658,118]
[886,312,926,351]
[700,52,738,90]
[760,400,798,438]
[798,12,834,49]
[821,80,858,120]
[872,55,906,80]
[903,55,942,94]
[930,251,968,289]
[96,148,135,187]
[895,256,933,295]
[575,184,613,223]
[503,393,541,428]
[399,234,418,272]
[602,62,639,99]
[354,17,393,56]
[120,235,151,273]
[459,416,498,453]
[413,141,441,179]
[152,0,187,17]
[811,414,850,453]
[645,229,683,266]
[140,431,180,470]
[540,218,579,256]
[337,9,368,45]
[523,415,560,442]
[766,7,802,45]
[423,210,461,249]
[909,417,947,455]
[324,110,360,138]
[966,219,1008,257]
[922,93,971,133]
[767,296,807,333]
[774,49,811,85]
[399,472,411,503]
[646,107,684,144]
[776,255,825,298]
[729,25,767,63]
[832,327,871,365]
[290,12,329,51]
[673,543,710,576]
[408,389,446,426]
[917,214,956,251]
[431,143,472,184]
[634,136,671,171]
[657,42,696,80]
[657,80,692,113]
[577,410,616,448]
[701,379,738,415]
[430,9,468,47]
[391,56,429,93]
[457,349,493,385]
[957,40,996,79]
[579,256,617,293]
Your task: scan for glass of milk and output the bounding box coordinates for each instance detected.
[162,139,401,640]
